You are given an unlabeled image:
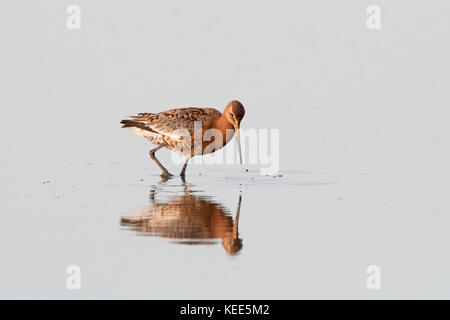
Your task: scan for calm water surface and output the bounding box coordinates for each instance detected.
[1,160,450,299]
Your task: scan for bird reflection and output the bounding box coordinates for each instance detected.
[120,177,243,255]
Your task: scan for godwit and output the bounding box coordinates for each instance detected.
[120,100,245,177]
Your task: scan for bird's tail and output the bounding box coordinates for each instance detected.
[120,119,140,129]
[120,119,159,135]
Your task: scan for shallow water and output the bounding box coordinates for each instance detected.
[2,158,450,299]
[2,0,450,299]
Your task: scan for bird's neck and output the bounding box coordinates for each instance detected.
[215,114,234,134]
[213,114,235,146]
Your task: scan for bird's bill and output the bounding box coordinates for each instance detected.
[235,125,243,165]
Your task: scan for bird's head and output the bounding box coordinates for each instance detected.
[224,100,245,164]
[225,100,245,125]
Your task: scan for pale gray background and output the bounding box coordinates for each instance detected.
[1,0,449,299]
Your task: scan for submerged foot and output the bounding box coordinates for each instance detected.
[161,172,173,178]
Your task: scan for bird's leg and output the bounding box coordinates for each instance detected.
[149,143,172,177]
[180,158,190,177]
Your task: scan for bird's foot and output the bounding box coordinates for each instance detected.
[160,172,174,178]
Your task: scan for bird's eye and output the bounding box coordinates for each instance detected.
[231,113,234,118]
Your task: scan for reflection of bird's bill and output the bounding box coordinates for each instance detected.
[235,125,242,165]
[233,194,242,239]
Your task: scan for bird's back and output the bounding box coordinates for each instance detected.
[120,107,222,154]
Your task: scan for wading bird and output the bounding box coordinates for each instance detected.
[120,100,245,177]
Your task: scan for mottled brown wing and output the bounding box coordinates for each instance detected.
[128,107,220,140]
